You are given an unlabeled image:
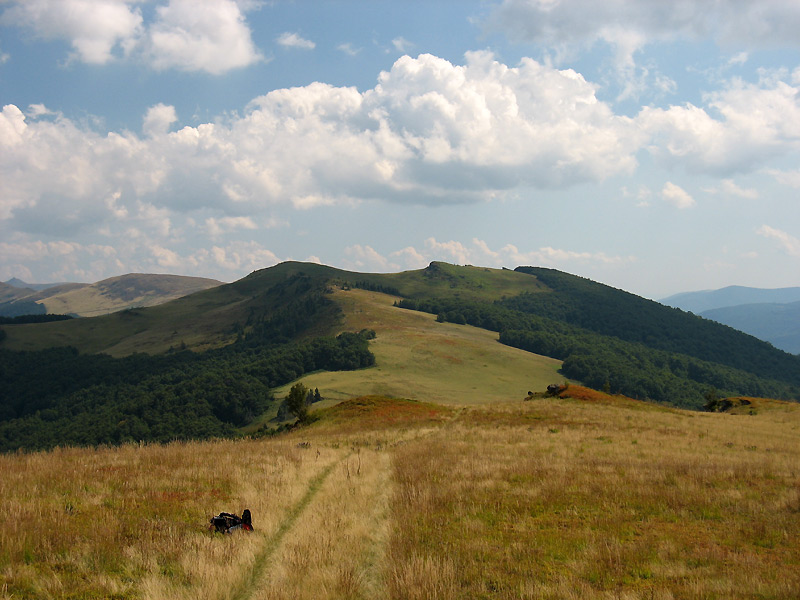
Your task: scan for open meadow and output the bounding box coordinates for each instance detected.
[2,389,799,599]
[268,287,568,408]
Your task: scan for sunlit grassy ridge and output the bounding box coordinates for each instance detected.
[268,287,568,410]
[38,274,223,317]
[2,390,798,599]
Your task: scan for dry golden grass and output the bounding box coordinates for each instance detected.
[1,391,798,599]
[0,438,338,600]
[386,389,800,599]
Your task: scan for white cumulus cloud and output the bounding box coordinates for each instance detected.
[144,0,263,73]
[276,32,315,50]
[3,0,143,64]
[143,103,178,137]
[2,0,262,74]
[639,74,800,174]
[661,182,695,209]
[757,225,800,257]
[4,51,800,268]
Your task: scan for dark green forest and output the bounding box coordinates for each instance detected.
[0,282,374,452]
[397,267,800,409]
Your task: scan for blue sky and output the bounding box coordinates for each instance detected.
[2,0,800,299]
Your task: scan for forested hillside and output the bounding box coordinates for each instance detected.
[396,265,800,409]
[0,273,374,452]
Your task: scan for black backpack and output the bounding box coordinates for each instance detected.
[210,512,241,533]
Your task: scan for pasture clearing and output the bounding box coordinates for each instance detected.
[270,287,567,408]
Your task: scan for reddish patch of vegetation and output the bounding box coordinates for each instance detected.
[316,396,451,429]
[557,385,614,402]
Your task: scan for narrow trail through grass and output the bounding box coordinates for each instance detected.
[2,393,798,599]
[230,460,340,600]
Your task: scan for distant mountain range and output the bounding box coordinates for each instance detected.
[0,274,223,318]
[661,286,800,354]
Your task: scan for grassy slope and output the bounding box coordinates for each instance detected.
[0,282,251,355]
[38,273,223,317]
[0,264,328,355]
[2,391,798,599]
[3,262,799,597]
[267,287,567,411]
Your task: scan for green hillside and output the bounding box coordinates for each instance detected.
[0,263,563,451]
[0,261,546,356]
[2,260,799,452]
[395,265,800,408]
[0,263,339,355]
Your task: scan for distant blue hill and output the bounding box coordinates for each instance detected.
[660,286,800,355]
[661,285,800,314]
[701,301,800,355]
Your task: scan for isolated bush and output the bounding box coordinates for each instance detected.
[286,382,309,424]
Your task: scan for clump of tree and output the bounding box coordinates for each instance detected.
[285,383,310,424]
[278,385,323,424]
[0,329,374,452]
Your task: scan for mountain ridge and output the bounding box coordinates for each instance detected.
[2,261,798,417]
[661,284,800,354]
[702,300,800,355]
[661,284,800,313]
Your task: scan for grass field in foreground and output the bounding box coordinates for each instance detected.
[2,389,798,599]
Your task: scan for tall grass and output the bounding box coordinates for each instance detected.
[385,394,800,599]
[0,438,330,599]
[1,393,798,599]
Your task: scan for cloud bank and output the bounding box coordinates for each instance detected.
[486,1,800,98]
[3,51,800,225]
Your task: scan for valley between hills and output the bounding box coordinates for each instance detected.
[1,261,799,599]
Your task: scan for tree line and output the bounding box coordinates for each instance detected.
[0,283,375,452]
